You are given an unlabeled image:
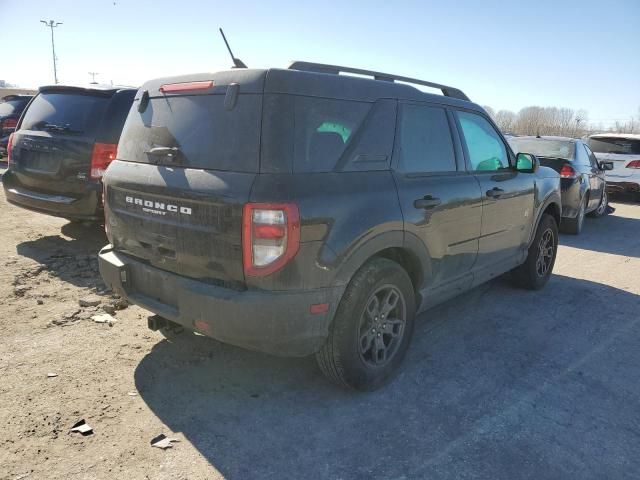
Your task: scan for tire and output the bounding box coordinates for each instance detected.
[512,213,558,290]
[315,258,416,391]
[587,190,608,218]
[561,195,586,235]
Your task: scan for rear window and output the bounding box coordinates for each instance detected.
[0,98,29,116]
[588,137,640,155]
[117,94,261,173]
[20,92,108,136]
[511,138,575,160]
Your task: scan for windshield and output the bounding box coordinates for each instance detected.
[20,92,108,135]
[511,138,575,160]
[0,99,29,116]
[588,137,640,155]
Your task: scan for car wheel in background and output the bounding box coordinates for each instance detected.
[561,196,586,235]
[512,213,558,290]
[315,258,416,391]
[588,190,608,218]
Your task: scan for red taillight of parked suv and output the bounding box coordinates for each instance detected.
[90,143,117,180]
[6,132,15,167]
[242,203,300,277]
[2,118,18,130]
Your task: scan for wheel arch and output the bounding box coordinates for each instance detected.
[529,193,561,247]
[332,231,431,307]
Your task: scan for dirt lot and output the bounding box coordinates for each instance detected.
[1,164,639,480]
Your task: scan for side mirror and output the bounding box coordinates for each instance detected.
[600,161,614,171]
[516,152,538,173]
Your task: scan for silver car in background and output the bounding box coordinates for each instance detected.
[586,133,640,200]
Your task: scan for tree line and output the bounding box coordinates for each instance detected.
[483,105,640,137]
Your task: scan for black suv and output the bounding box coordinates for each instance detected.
[98,63,561,390]
[3,85,136,222]
[0,94,33,156]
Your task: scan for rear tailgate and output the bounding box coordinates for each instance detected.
[104,71,266,287]
[10,90,110,196]
[589,137,640,178]
[594,153,636,178]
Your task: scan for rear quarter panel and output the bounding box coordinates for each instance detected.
[528,166,561,245]
[248,171,404,291]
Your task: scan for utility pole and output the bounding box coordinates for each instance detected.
[40,20,63,84]
[88,72,99,84]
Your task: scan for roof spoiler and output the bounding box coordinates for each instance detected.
[288,61,470,101]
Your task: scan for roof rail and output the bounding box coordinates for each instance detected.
[288,61,470,101]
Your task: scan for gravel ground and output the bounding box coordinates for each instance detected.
[1,164,639,480]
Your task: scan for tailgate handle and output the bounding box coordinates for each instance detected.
[144,146,182,163]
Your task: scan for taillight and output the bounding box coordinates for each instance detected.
[242,203,300,277]
[103,181,112,241]
[6,132,15,167]
[560,164,577,178]
[90,143,117,180]
[3,118,17,130]
[626,160,640,169]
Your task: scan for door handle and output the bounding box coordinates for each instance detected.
[486,187,505,198]
[414,196,441,209]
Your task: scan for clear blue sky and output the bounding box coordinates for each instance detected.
[1,0,638,126]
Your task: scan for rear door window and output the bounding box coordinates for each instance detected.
[117,94,261,173]
[396,104,456,173]
[20,92,108,136]
[293,97,370,173]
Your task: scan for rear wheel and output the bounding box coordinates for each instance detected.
[315,258,416,391]
[588,190,608,218]
[512,213,558,290]
[561,196,586,235]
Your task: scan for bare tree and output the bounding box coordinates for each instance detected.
[482,105,496,120]
[495,110,517,133]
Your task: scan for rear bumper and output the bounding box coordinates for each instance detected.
[2,170,102,220]
[98,245,343,357]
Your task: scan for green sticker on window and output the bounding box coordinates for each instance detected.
[316,122,351,143]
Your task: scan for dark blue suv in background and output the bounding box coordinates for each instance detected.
[3,84,135,222]
[0,94,33,157]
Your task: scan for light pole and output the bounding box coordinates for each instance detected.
[40,20,63,84]
[88,72,99,84]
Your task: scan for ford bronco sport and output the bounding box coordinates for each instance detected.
[98,62,561,390]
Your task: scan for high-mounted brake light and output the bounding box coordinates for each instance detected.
[6,132,15,168]
[560,164,577,178]
[90,143,117,180]
[159,80,214,93]
[626,160,640,169]
[242,203,300,277]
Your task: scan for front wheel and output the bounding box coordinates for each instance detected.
[315,258,416,391]
[512,213,558,290]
